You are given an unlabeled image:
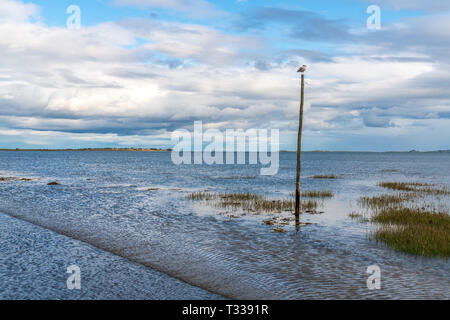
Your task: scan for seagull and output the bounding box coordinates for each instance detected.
[297,65,307,73]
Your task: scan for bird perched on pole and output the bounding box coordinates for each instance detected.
[297,65,307,73]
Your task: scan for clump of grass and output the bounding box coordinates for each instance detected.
[218,197,292,212]
[373,225,449,258]
[358,193,415,211]
[425,187,450,196]
[378,181,449,195]
[0,176,33,182]
[349,212,363,219]
[310,174,338,179]
[0,177,19,182]
[354,181,450,258]
[219,196,317,213]
[371,207,450,258]
[378,181,430,191]
[0,177,33,182]
[187,191,318,213]
[301,200,320,211]
[372,207,449,226]
[187,192,217,201]
[219,193,261,201]
[272,228,287,233]
[349,212,370,223]
[301,190,334,198]
[221,176,257,180]
[381,169,400,173]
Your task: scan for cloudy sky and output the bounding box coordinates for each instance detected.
[0,0,449,151]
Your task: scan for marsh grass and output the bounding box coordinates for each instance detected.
[371,207,450,258]
[221,176,257,180]
[378,181,450,195]
[272,228,288,233]
[381,169,400,173]
[349,212,363,219]
[358,193,416,211]
[187,191,319,213]
[219,197,296,212]
[0,176,33,182]
[217,195,318,213]
[356,180,450,258]
[301,190,334,198]
[348,212,369,222]
[187,192,219,201]
[378,181,429,191]
[372,207,449,226]
[373,225,449,258]
[356,182,450,259]
[0,177,18,182]
[263,219,275,225]
[310,174,338,179]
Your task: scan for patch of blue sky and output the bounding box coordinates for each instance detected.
[213,0,425,24]
[32,0,146,27]
[123,37,153,50]
[31,0,427,36]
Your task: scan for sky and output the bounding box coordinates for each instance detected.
[0,0,449,151]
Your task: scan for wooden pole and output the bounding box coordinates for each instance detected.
[295,73,305,229]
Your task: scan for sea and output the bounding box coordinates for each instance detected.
[0,151,449,299]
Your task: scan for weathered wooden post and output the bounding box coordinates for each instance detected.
[295,65,306,229]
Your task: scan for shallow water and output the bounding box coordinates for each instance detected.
[0,151,449,299]
[0,212,224,300]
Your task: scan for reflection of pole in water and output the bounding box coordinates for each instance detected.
[295,65,306,231]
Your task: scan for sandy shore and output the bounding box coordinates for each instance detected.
[0,212,224,300]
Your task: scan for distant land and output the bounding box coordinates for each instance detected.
[0,148,173,152]
[0,148,449,153]
[280,149,450,153]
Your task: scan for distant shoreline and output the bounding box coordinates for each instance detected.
[0,148,173,152]
[281,150,450,153]
[0,148,449,153]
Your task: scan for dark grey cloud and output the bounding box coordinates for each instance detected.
[362,113,395,128]
[0,114,194,136]
[362,14,450,63]
[254,60,271,71]
[59,69,88,85]
[280,49,334,63]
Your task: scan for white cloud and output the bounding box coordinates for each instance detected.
[118,18,261,65]
[0,128,173,147]
[0,0,40,22]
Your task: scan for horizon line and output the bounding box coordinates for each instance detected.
[1,148,449,153]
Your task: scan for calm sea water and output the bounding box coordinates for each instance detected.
[0,151,449,299]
